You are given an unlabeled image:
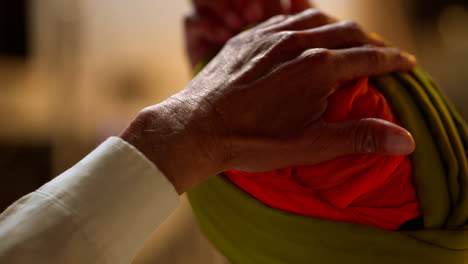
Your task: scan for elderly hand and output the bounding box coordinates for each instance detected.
[121,9,416,194]
[185,0,312,68]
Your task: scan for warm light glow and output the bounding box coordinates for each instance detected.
[438,4,468,53]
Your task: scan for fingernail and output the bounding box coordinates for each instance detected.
[385,130,415,155]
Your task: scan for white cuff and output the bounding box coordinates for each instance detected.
[22,137,179,263]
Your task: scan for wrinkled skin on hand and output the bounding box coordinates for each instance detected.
[121,9,416,194]
[185,0,313,67]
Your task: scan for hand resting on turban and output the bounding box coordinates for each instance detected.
[187,8,468,264]
[225,77,421,231]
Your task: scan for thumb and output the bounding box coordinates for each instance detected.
[223,118,414,173]
[321,118,415,157]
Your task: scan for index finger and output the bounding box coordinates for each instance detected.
[333,46,417,84]
[272,8,337,31]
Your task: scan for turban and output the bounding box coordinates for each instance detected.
[188,53,468,263]
[225,77,420,231]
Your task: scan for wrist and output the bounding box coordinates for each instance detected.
[119,95,226,194]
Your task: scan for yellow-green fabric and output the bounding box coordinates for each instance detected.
[188,58,468,263]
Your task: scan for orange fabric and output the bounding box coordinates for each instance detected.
[225,78,421,230]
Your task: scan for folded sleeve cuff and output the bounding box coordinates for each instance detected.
[39,136,180,263]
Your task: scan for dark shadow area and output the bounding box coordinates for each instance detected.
[0,142,51,212]
[0,0,30,58]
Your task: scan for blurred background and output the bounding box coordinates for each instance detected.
[0,0,467,263]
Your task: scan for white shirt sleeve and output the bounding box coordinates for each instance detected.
[0,137,180,264]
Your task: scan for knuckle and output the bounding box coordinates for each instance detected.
[366,48,385,63]
[270,14,287,23]
[338,21,366,40]
[303,48,333,64]
[266,31,298,55]
[276,14,288,21]
[279,31,299,45]
[307,8,326,19]
[299,8,329,24]
[353,120,379,153]
[303,8,323,18]
[253,26,270,36]
[342,21,365,39]
[260,14,288,29]
[340,20,362,31]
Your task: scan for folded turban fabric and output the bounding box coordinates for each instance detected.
[225,77,421,231]
[188,56,468,263]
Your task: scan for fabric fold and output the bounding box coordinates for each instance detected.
[188,56,468,263]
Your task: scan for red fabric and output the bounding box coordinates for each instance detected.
[225,78,421,230]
